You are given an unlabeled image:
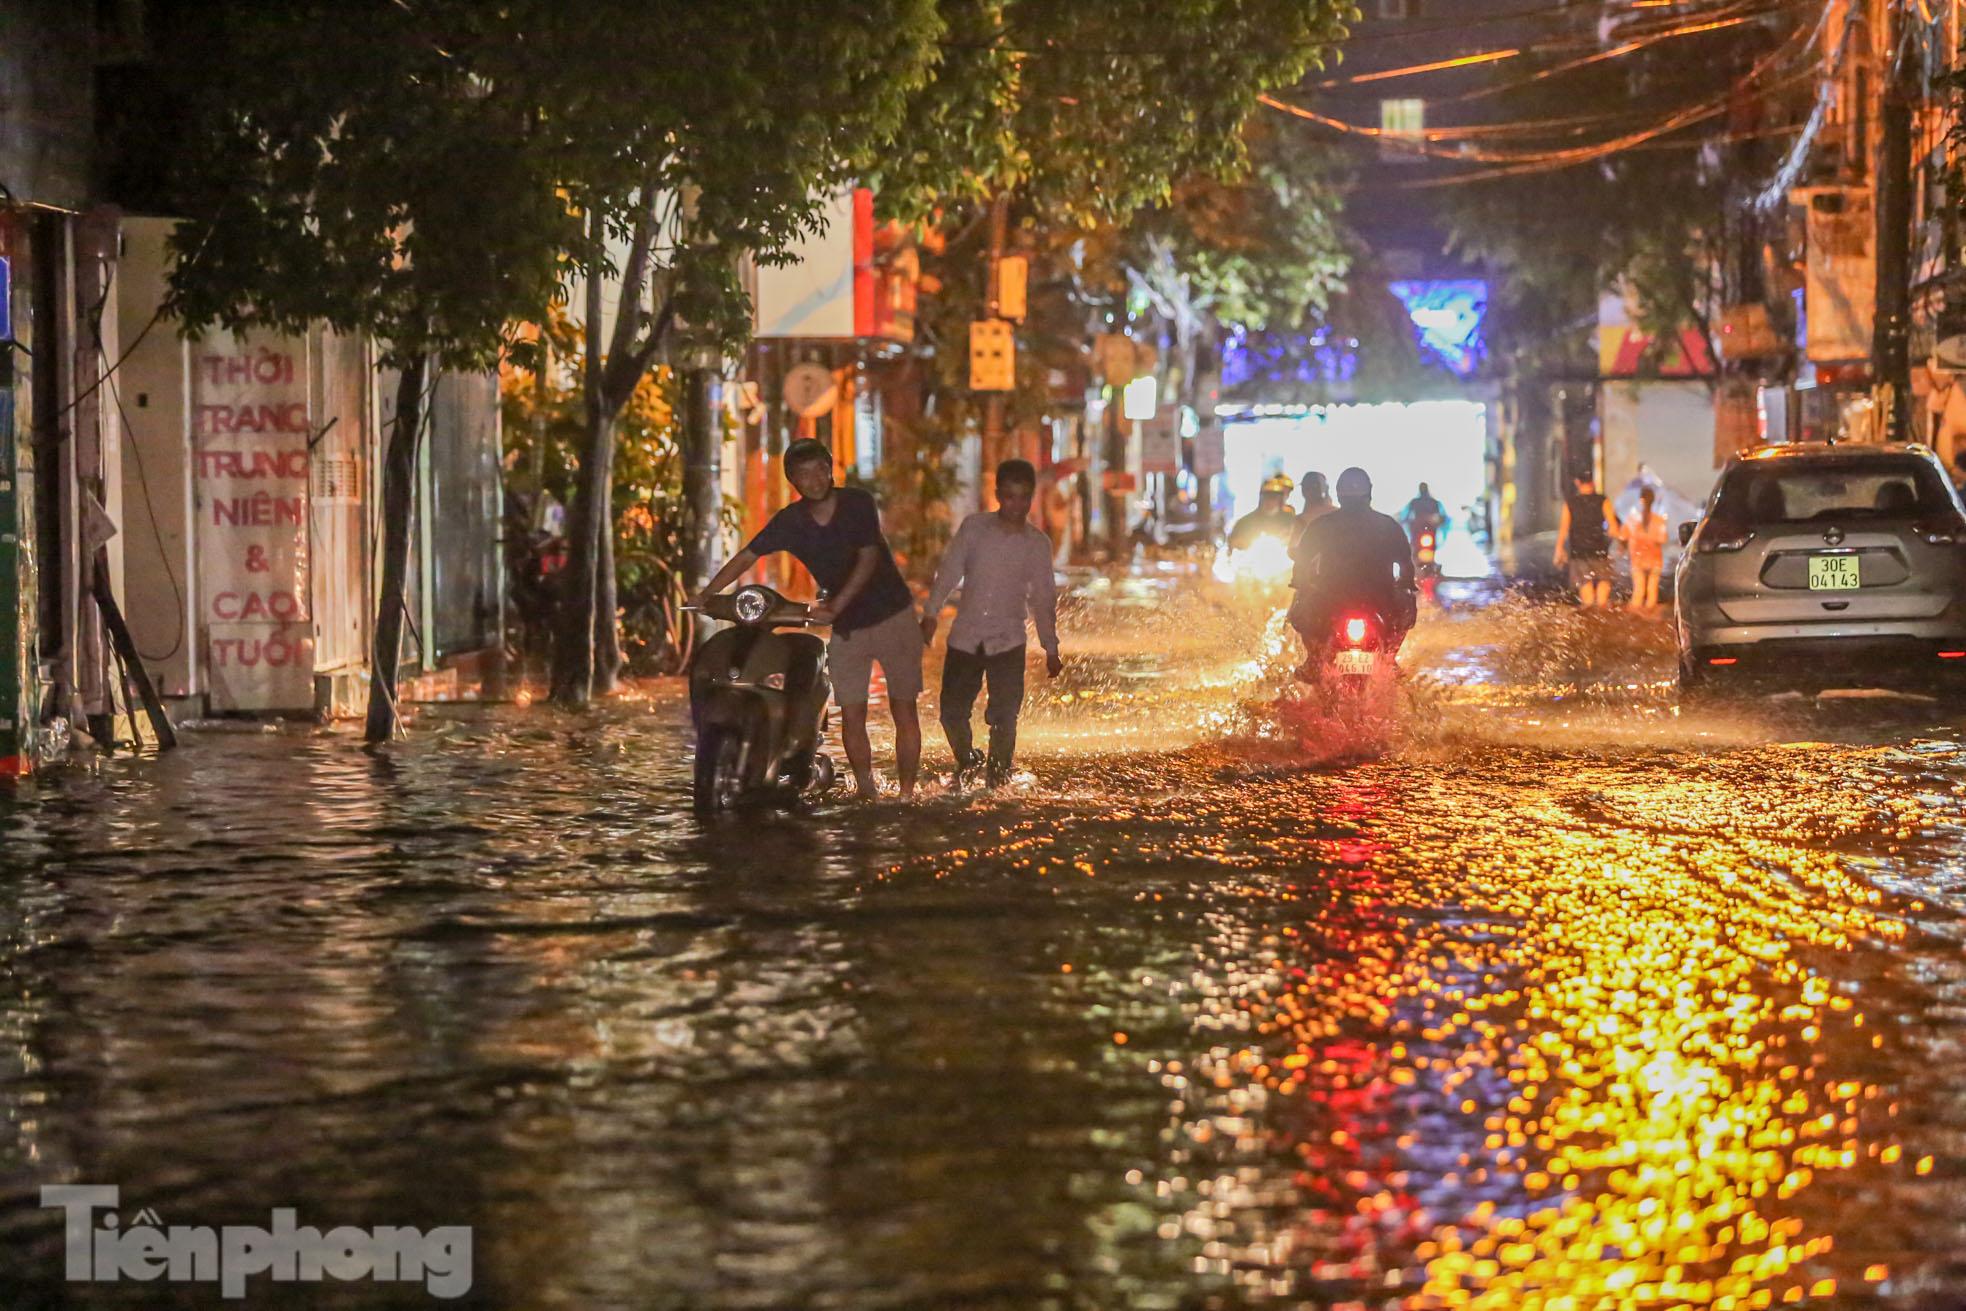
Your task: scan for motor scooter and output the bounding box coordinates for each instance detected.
[1297,605,1404,717]
[683,585,835,815]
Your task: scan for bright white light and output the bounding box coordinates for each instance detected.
[1345,617,1368,644]
[1222,400,1490,578]
[1123,375,1159,422]
[1223,534,1293,586]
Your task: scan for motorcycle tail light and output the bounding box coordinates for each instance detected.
[1344,617,1369,646]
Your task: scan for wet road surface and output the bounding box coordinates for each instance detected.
[3,574,1966,1308]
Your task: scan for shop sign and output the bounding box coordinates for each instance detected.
[1140,409,1180,475]
[1801,187,1874,363]
[782,362,838,418]
[193,333,314,711]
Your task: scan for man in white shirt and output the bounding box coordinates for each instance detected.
[922,459,1064,788]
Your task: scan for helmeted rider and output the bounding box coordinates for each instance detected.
[1400,481,1448,548]
[1229,473,1299,551]
[1289,467,1418,672]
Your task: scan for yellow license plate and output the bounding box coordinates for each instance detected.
[1808,555,1860,590]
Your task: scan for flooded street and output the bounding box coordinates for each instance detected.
[5,576,1966,1309]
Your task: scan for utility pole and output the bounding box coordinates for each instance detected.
[980,191,1009,490]
[1872,0,1913,442]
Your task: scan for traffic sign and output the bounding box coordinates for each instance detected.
[970,319,1014,391]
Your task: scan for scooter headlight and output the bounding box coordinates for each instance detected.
[732,587,772,624]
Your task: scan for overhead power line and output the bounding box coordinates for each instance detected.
[1434,8,1781,103]
[1368,121,1809,190]
[1315,0,1807,90]
[1263,0,1828,177]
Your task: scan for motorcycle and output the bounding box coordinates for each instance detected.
[683,585,836,816]
[1297,605,1403,716]
[1213,522,1297,589]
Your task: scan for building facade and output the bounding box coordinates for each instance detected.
[0,3,504,775]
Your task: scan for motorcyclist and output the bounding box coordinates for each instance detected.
[1290,471,1335,555]
[1229,473,1298,551]
[1289,467,1418,674]
[1400,481,1448,548]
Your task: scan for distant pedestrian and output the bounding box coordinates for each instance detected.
[1623,486,1669,613]
[923,459,1063,789]
[1554,471,1621,609]
[695,438,923,801]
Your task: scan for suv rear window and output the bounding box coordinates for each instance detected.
[1710,457,1959,523]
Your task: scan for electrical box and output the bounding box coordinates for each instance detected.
[995,255,1028,322]
[969,319,1015,392]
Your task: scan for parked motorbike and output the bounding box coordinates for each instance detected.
[683,585,835,816]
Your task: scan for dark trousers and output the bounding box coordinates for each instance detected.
[940,644,1026,776]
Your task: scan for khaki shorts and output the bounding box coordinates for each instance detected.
[1568,555,1614,587]
[828,605,924,708]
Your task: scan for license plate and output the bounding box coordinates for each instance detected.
[1808,555,1860,590]
[1334,650,1376,676]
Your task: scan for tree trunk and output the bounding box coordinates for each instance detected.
[681,364,721,593]
[593,476,621,693]
[551,380,614,704]
[364,352,431,743]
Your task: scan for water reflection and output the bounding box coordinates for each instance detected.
[0,581,1962,1307]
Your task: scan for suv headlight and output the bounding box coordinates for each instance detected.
[732,587,772,624]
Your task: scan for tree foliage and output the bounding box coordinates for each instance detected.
[872,0,1354,226]
[489,0,944,703]
[1124,118,1353,335]
[160,2,569,369]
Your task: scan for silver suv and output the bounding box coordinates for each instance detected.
[1674,443,1966,698]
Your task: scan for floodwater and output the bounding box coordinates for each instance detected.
[3,572,1965,1309]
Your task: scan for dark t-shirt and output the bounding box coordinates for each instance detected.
[1291,504,1417,606]
[1566,490,1612,558]
[744,487,913,635]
